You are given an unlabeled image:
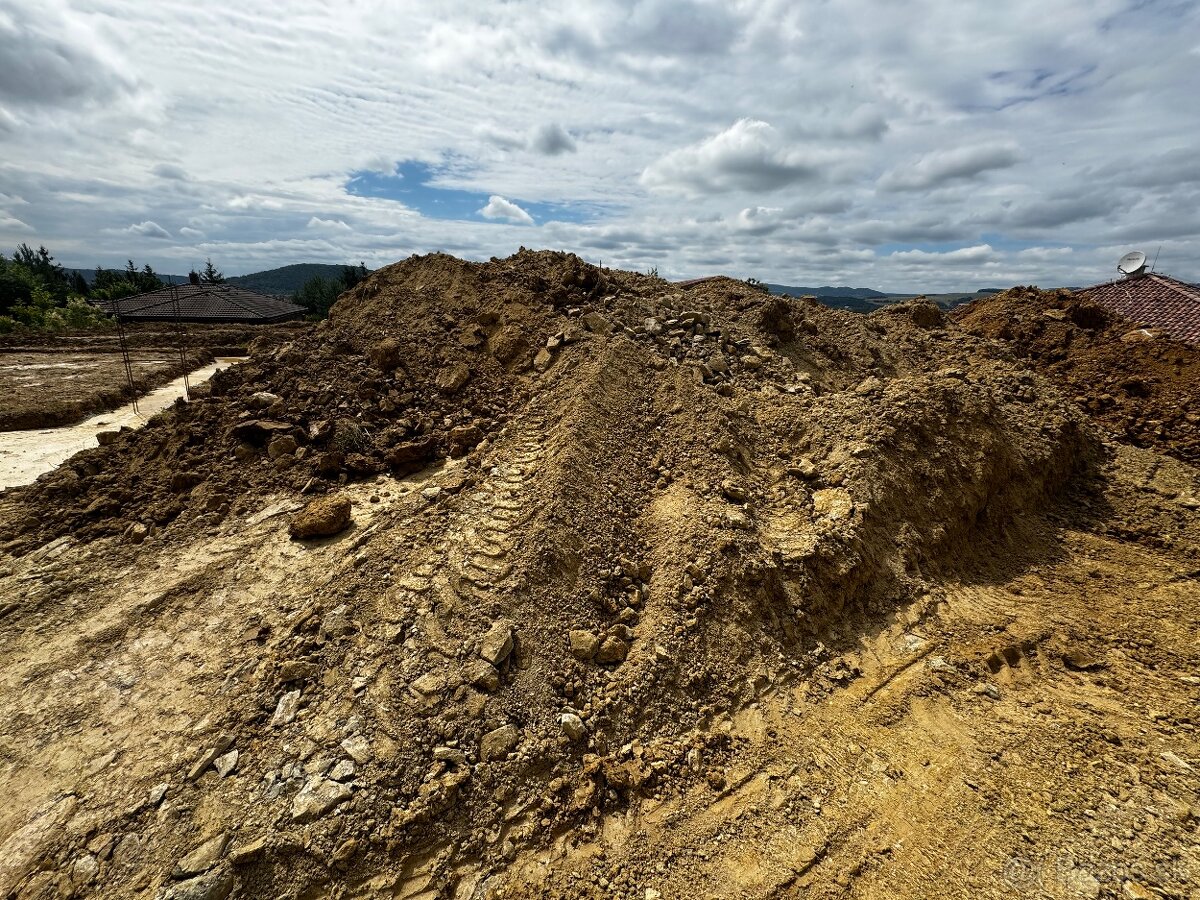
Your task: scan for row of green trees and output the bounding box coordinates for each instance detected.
[1,242,360,331]
[0,244,112,333]
[293,263,368,318]
[0,245,230,333]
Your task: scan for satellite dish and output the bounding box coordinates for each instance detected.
[1117,250,1147,277]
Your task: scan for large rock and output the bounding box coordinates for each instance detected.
[173,833,229,879]
[596,636,629,664]
[292,777,352,822]
[464,658,500,692]
[435,362,471,393]
[480,724,520,761]
[289,495,352,539]
[388,436,437,474]
[480,622,514,666]
[448,424,484,457]
[569,630,600,661]
[159,869,235,900]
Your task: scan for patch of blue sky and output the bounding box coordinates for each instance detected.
[345,161,602,225]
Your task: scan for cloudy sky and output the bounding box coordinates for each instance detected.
[1,0,1198,290]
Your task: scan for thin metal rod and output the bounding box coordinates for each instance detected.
[113,295,139,415]
[169,280,191,400]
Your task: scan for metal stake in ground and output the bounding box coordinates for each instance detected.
[169,279,191,401]
[113,294,139,415]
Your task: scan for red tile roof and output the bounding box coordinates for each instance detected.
[1076,273,1200,345]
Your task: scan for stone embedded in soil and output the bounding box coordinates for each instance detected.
[569,630,601,661]
[160,869,235,900]
[289,495,352,539]
[321,605,354,637]
[388,436,437,473]
[596,636,630,664]
[267,435,297,459]
[292,777,352,822]
[271,690,301,726]
[435,362,471,393]
[213,749,238,777]
[173,833,230,878]
[560,713,587,742]
[434,746,468,767]
[533,348,554,372]
[790,457,819,479]
[448,424,483,457]
[412,671,446,695]
[71,854,98,885]
[812,488,853,520]
[277,660,318,683]
[228,838,268,867]
[1063,648,1105,671]
[464,658,500,692]
[249,391,281,409]
[481,724,520,761]
[479,621,514,665]
[341,735,372,764]
[231,419,291,447]
[720,479,748,503]
[187,748,220,782]
[582,312,612,335]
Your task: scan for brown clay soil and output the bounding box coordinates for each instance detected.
[953,286,1200,466]
[0,251,1196,900]
[0,324,310,431]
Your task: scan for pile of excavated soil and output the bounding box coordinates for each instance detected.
[0,252,1196,900]
[954,286,1200,465]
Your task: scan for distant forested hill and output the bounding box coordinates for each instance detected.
[228,264,368,295]
[766,283,894,299]
[767,283,1003,313]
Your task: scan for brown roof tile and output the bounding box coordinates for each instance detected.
[97,283,306,324]
[1076,273,1200,345]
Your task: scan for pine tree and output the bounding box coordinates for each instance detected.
[201,258,224,284]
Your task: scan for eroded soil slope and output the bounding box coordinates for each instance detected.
[0,252,1196,900]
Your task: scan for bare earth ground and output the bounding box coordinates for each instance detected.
[0,351,212,432]
[0,253,1195,900]
[0,324,309,431]
[0,445,1195,899]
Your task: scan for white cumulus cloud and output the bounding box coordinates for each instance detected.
[479,195,534,225]
[307,216,353,232]
[125,220,171,239]
[642,119,822,195]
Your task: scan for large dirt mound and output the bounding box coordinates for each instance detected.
[0,251,1130,899]
[954,285,1200,465]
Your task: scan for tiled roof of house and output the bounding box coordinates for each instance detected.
[97,283,306,324]
[1076,273,1200,345]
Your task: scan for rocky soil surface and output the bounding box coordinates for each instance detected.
[0,251,1196,899]
[954,286,1200,466]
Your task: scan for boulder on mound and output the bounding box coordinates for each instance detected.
[289,494,351,539]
